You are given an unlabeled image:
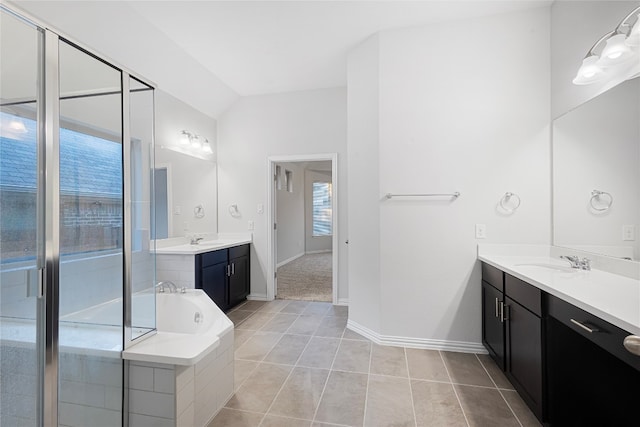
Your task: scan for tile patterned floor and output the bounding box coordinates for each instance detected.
[210,300,542,427]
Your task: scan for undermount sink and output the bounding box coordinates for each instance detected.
[515,263,577,273]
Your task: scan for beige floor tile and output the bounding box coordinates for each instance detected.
[476,354,514,390]
[235,359,260,391]
[502,390,542,427]
[325,305,348,317]
[314,371,367,426]
[332,340,371,373]
[287,315,324,336]
[411,380,466,426]
[261,313,300,333]
[260,414,312,427]
[236,311,277,331]
[238,300,268,312]
[269,367,329,420]
[314,316,346,338]
[297,337,340,369]
[454,385,520,427]
[259,299,292,313]
[342,328,368,341]
[208,408,263,427]
[235,332,283,361]
[228,310,255,326]
[405,348,450,382]
[364,375,415,427]
[235,329,256,350]
[264,334,311,365]
[302,302,332,316]
[279,300,310,314]
[226,363,292,413]
[441,352,494,387]
[370,344,408,378]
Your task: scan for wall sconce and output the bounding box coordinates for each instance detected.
[573,6,640,85]
[171,129,215,161]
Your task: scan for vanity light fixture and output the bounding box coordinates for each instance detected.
[172,130,215,161]
[573,6,640,85]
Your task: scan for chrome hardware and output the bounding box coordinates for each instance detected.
[385,192,460,199]
[180,287,186,294]
[495,298,500,318]
[590,189,613,212]
[226,265,231,277]
[231,262,235,275]
[500,303,509,323]
[623,335,640,356]
[560,255,591,270]
[156,281,178,293]
[570,318,599,333]
[194,312,202,323]
[499,192,521,213]
[190,236,204,245]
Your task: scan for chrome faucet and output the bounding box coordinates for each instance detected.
[560,255,591,270]
[156,281,178,293]
[190,236,204,245]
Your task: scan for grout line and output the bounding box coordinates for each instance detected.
[311,330,344,424]
[404,347,419,427]
[439,351,471,427]
[361,338,374,426]
[475,354,523,427]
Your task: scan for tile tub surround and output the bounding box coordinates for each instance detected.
[211,300,540,427]
[128,325,234,427]
[478,244,640,336]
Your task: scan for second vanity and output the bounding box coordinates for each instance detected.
[479,245,640,426]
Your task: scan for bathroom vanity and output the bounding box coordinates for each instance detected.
[155,237,251,311]
[479,246,640,425]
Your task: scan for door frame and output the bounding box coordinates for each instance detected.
[266,153,338,304]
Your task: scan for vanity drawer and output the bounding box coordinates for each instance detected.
[482,263,504,292]
[229,244,249,259]
[200,249,228,267]
[547,294,640,372]
[506,274,542,316]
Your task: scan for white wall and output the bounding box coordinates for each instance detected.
[276,162,305,264]
[551,0,640,119]
[305,168,333,253]
[217,88,348,301]
[348,7,551,346]
[155,90,218,237]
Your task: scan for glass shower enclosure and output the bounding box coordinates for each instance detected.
[0,5,156,426]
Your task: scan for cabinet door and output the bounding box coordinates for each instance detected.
[202,262,229,311]
[482,281,505,369]
[505,297,542,420]
[228,255,248,308]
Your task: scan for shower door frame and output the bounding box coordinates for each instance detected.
[1,4,157,426]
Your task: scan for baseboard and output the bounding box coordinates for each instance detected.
[346,320,488,354]
[336,298,349,306]
[246,294,270,301]
[305,249,332,255]
[276,252,305,268]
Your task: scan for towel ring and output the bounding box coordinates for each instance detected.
[194,204,205,218]
[500,192,521,213]
[590,190,613,212]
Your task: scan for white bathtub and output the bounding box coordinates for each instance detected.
[123,289,233,365]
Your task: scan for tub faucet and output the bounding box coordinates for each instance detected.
[156,281,178,293]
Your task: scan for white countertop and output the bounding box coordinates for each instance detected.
[154,236,252,255]
[478,247,640,336]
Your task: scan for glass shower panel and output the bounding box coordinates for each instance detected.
[129,77,156,339]
[57,40,124,426]
[0,9,42,426]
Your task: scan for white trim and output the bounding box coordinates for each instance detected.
[305,249,332,255]
[276,252,305,269]
[267,153,339,305]
[337,298,349,306]
[247,294,269,301]
[346,320,488,354]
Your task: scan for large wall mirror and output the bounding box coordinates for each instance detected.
[553,77,640,261]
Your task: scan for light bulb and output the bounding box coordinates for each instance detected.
[203,139,213,154]
[598,34,633,66]
[179,130,191,145]
[573,56,605,85]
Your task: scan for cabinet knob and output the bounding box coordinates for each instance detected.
[623,335,640,356]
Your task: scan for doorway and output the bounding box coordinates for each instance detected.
[267,154,338,304]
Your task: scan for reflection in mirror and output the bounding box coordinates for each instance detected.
[553,77,640,261]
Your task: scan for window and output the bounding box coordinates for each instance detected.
[312,182,332,237]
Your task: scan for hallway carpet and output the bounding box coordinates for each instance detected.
[276,252,332,302]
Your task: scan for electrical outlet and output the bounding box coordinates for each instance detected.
[623,225,636,241]
[174,205,181,215]
[475,224,487,239]
[248,220,254,231]
[257,204,264,214]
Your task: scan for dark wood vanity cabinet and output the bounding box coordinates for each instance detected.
[196,244,250,311]
[481,264,544,422]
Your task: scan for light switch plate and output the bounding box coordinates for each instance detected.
[623,225,635,241]
[248,220,254,231]
[475,224,487,239]
[257,204,264,214]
